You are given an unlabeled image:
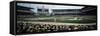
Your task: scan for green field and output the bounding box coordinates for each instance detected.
[17,15,96,23]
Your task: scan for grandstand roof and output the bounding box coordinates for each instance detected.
[17,5,33,10]
[17,3,84,9]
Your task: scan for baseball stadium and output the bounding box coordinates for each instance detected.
[16,3,97,34]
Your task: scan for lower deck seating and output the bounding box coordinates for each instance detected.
[17,22,96,33]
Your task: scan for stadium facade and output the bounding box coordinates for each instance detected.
[17,3,85,16]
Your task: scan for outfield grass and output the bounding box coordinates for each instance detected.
[17,15,96,23]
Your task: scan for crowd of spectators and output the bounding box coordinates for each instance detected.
[17,22,96,33]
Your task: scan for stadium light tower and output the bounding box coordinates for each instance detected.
[42,5,45,13]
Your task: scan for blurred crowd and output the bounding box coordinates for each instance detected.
[17,22,96,33]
